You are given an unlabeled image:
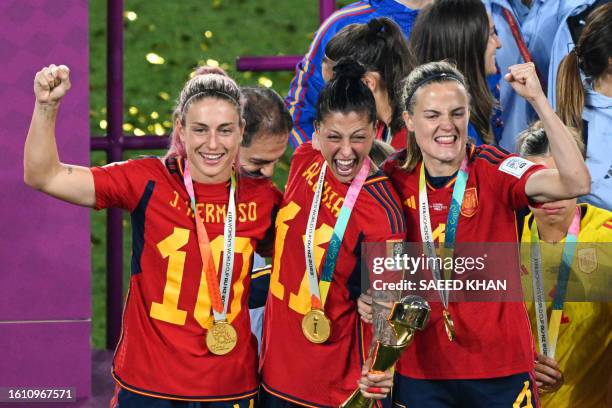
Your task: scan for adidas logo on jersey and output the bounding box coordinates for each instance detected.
[404,195,416,209]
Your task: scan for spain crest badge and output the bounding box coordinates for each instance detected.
[460,187,478,217]
[577,247,597,274]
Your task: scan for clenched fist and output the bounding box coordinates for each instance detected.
[504,62,545,104]
[34,64,71,106]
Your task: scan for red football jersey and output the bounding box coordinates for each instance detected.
[383,144,544,379]
[261,143,406,407]
[92,157,281,400]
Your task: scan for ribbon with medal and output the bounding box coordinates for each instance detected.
[530,206,581,360]
[418,155,469,341]
[302,158,371,343]
[184,161,238,355]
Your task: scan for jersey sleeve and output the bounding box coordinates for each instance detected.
[91,159,152,211]
[476,145,545,211]
[238,176,283,257]
[253,180,283,258]
[362,177,407,242]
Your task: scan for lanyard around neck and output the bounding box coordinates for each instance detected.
[305,158,371,309]
[183,161,236,321]
[529,206,581,358]
[418,155,469,309]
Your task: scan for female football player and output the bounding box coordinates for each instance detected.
[377,60,589,407]
[260,59,405,407]
[24,65,281,407]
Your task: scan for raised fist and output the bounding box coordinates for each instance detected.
[34,64,71,106]
[503,62,544,103]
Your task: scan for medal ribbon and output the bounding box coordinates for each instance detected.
[184,161,236,321]
[530,206,580,358]
[320,158,371,305]
[418,155,469,309]
[305,158,371,309]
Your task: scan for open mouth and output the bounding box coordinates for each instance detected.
[199,152,224,165]
[334,158,356,176]
[434,135,458,145]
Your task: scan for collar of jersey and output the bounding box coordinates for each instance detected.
[424,143,474,190]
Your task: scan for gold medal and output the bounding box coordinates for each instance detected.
[301,309,331,343]
[443,309,455,342]
[206,320,238,355]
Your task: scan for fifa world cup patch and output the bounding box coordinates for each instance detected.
[498,157,535,178]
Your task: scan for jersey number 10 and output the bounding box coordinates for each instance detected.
[149,227,254,329]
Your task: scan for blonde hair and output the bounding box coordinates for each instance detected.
[517,120,585,159]
[165,67,243,159]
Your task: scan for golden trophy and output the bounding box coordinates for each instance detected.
[340,295,430,408]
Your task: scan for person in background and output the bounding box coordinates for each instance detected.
[546,0,610,109]
[409,0,503,145]
[261,59,405,407]
[483,0,600,151]
[517,122,612,407]
[239,86,292,352]
[286,0,432,148]
[555,3,612,211]
[239,87,292,179]
[24,64,281,407]
[322,17,414,150]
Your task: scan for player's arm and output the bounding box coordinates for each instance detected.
[286,14,342,148]
[504,63,590,202]
[24,65,95,207]
[286,56,321,148]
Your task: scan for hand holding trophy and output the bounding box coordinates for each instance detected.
[341,295,430,408]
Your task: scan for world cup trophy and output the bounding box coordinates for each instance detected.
[340,295,430,408]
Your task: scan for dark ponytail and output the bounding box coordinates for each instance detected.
[324,17,414,134]
[316,58,377,125]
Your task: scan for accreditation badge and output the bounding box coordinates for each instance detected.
[302,308,331,343]
[206,320,238,355]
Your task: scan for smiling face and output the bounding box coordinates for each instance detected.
[527,155,577,223]
[314,110,375,183]
[239,132,288,178]
[177,97,244,183]
[403,81,470,175]
[484,14,502,76]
